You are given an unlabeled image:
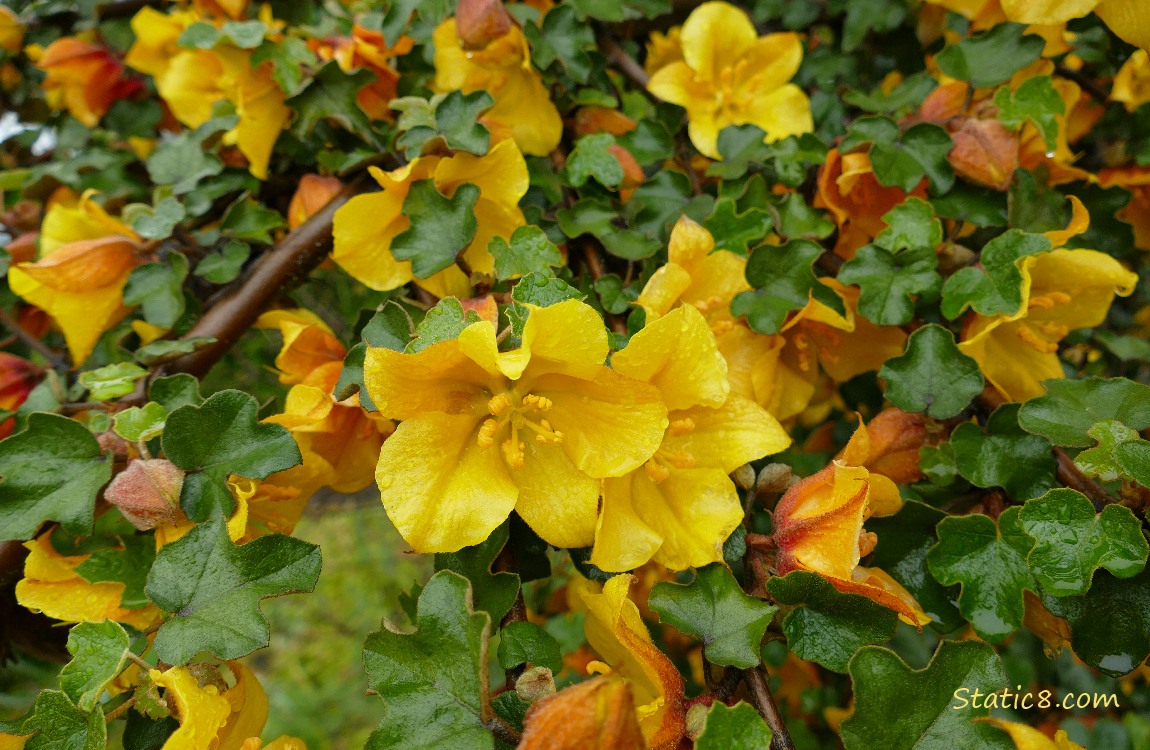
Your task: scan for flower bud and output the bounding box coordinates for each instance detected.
[456,0,512,51]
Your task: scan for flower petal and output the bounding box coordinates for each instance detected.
[364,332,497,419]
[661,396,790,473]
[633,467,744,571]
[150,666,232,750]
[592,476,664,572]
[509,440,600,549]
[679,1,758,82]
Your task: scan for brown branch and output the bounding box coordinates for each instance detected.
[0,307,68,370]
[164,181,366,378]
[600,36,658,101]
[1055,447,1117,511]
[743,667,795,750]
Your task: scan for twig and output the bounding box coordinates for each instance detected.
[485,717,523,745]
[743,667,795,750]
[164,180,367,377]
[104,694,138,723]
[599,36,658,102]
[712,664,743,702]
[0,307,68,370]
[1054,64,1110,105]
[1055,447,1117,511]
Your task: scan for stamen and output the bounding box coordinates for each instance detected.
[477,419,500,448]
[669,418,696,436]
[1016,325,1059,353]
[521,394,552,412]
[645,460,671,482]
[487,393,512,416]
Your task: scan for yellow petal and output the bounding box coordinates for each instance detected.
[1041,195,1089,247]
[217,49,290,179]
[636,264,692,321]
[982,719,1085,750]
[363,333,496,420]
[679,1,759,82]
[434,138,530,213]
[660,396,790,473]
[40,191,137,254]
[375,412,517,552]
[1025,249,1138,330]
[999,0,1098,24]
[531,369,667,478]
[216,662,270,750]
[154,49,226,128]
[958,316,1063,402]
[519,298,610,378]
[1113,49,1150,111]
[330,190,414,292]
[592,476,665,572]
[745,83,813,143]
[612,304,729,410]
[647,61,708,109]
[509,439,600,549]
[633,467,744,571]
[480,63,563,156]
[1095,0,1150,51]
[150,666,232,750]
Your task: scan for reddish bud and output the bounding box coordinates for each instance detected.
[456,0,513,51]
[104,459,184,531]
[948,117,1019,191]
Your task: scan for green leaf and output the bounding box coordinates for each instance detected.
[878,325,984,419]
[840,641,1012,750]
[135,337,216,367]
[508,272,586,338]
[496,621,562,673]
[287,63,381,144]
[251,36,316,94]
[1007,168,1069,234]
[1074,420,1143,481]
[927,507,1034,643]
[335,302,413,406]
[709,124,772,179]
[947,231,1053,319]
[949,404,1056,500]
[772,192,835,240]
[594,274,636,315]
[405,298,481,354]
[132,197,187,240]
[704,197,773,255]
[435,90,494,155]
[113,403,168,443]
[20,690,106,750]
[844,72,938,117]
[434,522,520,623]
[867,501,962,631]
[145,117,233,195]
[648,563,776,669]
[838,245,940,325]
[363,570,492,750]
[695,702,772,750]
[935,23,1045,89]
[767,571,897,672]
[489,225,563,281]
[162,390,302,520]
[146,515,321,664]
[75,532,157,608]
[1116,440,1150,487]
[79,362,149,401]
[994,76,1064,150]
[731,240,828,335]
[565,133,624,188]
[194,239,249,284]
[0,413,112,541]
[149,374,203,412]
[220,200,286,244]
[1017,377,1150,447]
[869,123,955,193]
[1042,566,1150,676]
[874,197,943,252]
[1020,488,1148,597]
[60,621,131,712]
[524,5,594,83]
[124,252,189,329]
[391,180,480,278]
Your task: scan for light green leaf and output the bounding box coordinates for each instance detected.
[60,621,131,712]
[695,702,772,750]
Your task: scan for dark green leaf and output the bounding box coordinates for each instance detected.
[839,245,940,325]
[927,507,1034,643]
[194,239,249,284]
[1074,420,1143,482]
[496,621,562,673]
[941,230,1052,319]
[565,133,624,188]
[220,200,286,244]
[935,23,1045,89]
[843,72,938,116]
[434,522,520,623]
[489,225,563,280]
[1116,439,1150,488]
[695,702,772,750]
[1017,377,1150,447]
[649,564,776,669]
[1020,488,1148,597]
[950,404,1057,500]
[146,515,321,664]
[704,197,773,255]
[60,621,130,712]
[731,240,826,335]
[524,5,594,83]
[251,36,316,94]
[287,63,381,144]
[1042,566,1150,677]
[75,532,156,608]
[363,570,492,750]
[145,116,234,195]
[162,390,301,519]
[124,252,189,329]
[435,90,494,155]
[994,76,1064,150]
[768,571,897,672]
[132,198,187,240]
[508,272,585,337]
[335,302,413,405]
[869,123,955,193]
[391,180,480,278]
[593,274,636,315]
[405,297,481,354]
[0,413,112,541]
[20,690,106,750]
[879,325,984,419]
[840,641,1012,750]
[874,197,943,252]
[149,374,203,412]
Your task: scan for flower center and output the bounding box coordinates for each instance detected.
[476,391,563,468]
[643,418,697,482]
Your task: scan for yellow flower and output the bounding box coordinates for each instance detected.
[981,719,1085,750]
[1000,0,1150,51]
[125,7,289,178]
[150,662,271,750]
[363,299,667,552]
[0,6,23,52]
[1113,49,1150,111]
[8,191,145,365]
[646,1,812,159]
[574,574,686,749]
[959,249,1138,402]
[433,18,562,156]
[14,531,162,630]
[332,139,528,297]
[592,305,790,572]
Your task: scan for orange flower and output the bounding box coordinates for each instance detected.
[837,409,927,515]
[816,148,929,259]
[520,677,647,749]
[1098,166,1150,251]
[0,353,40,438]
[314,26,414,121]
[34,38,142,127]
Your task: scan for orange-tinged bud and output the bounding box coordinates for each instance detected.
[610,145,645,195]
[948,117,1019,191]
[461,295,499,324]
[773,461,869,579]
[520,677,646,750]
[456,0,513,50]
[574,106,638,137]
[288,175,344,229]
[104,459,184,531]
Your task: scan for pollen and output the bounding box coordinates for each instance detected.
[644,460,671,482]
[521,394,553,412]
[1016,325,1059,353]
[487,393,512,416]
[669,417,696,436]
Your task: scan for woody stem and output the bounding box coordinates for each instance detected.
[743,666,795,750]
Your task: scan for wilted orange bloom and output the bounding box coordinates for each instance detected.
[773,461,930,625]
[947,114,1019,191]
[0,353,40,438]
[313,26,414,121]
[34,37,142,127]
[1098,166,1150,251]
[288,175,344,229]
[837,409,927,515]
[816,149,929,259]
[15,531,163,630]
[0,6,23,52]
[521,677,647,750]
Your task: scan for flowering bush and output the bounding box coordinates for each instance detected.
[1,0,1149,748]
